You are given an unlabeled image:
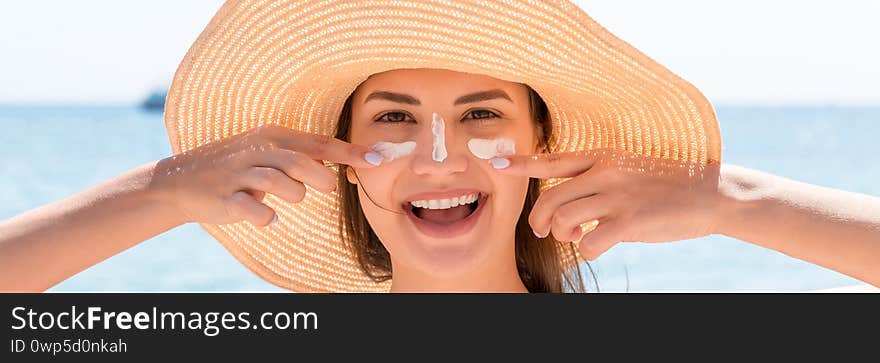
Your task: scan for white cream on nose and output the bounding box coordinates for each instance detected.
[371,141,417,162]
[431,112,448,162]
[467,137,516,159]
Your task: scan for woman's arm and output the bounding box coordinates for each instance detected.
[494,150,880,287]
[0,161,186,291]
[0,125,382,292]
[715,164,880,287]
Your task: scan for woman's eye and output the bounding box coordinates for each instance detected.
[466,109,499,120]
[376,112,415,123]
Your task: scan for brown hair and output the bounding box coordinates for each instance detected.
[334,85,593,292]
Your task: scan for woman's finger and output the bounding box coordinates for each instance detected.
[549,194,612,242]
[250,149,337,193]
[247,189,266,202]
[238,167,308,204]
[529,169,603,238]
[491,150,601,178]
[575,220,621,261]
[258,125,383,168]
[225,190,277,227]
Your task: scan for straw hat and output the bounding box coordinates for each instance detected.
[164,0,722,292]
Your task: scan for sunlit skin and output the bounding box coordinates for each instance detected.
[345,68,542,292]
[0,68,879,291]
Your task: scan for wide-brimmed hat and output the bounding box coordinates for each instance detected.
[164,0,722,292]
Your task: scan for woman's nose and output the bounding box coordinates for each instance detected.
[410,117,468,176]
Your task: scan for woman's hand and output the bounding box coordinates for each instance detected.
[491,149,722,260]
[153,125,383,227]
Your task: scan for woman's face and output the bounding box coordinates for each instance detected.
[346,68,541,276]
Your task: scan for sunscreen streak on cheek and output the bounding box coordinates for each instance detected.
[371,141,417,162]
[467,137,516,159]
[431,112,447,162]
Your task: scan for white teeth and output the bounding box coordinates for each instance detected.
[409,193,480,210]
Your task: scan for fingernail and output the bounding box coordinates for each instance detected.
[533,229,544,238]
[364,152,384,166]
[490,157,510,169]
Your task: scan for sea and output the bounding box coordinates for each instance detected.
[1,105,877,292]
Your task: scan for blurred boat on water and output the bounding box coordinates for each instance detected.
[141,89,167,111]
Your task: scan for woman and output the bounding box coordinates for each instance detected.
[1,0,878,292]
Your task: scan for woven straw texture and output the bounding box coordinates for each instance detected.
[164,0,722,292]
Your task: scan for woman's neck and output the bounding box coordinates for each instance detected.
[388,244,528,293]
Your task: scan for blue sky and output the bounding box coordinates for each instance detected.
[0,0,877,105]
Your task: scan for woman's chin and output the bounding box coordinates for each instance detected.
[403,223,490,270]
[410,243,488,277]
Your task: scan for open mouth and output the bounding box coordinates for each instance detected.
[410,193,480,223]
[402,192,488,239]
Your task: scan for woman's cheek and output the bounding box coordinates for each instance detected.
[491,174,530,224]
[353,162,402,211]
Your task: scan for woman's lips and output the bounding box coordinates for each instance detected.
[404,193,488,239]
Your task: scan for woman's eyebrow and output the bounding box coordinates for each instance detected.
[363,89,512,105]
[364,91,420,105]
[454,89,512,105]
